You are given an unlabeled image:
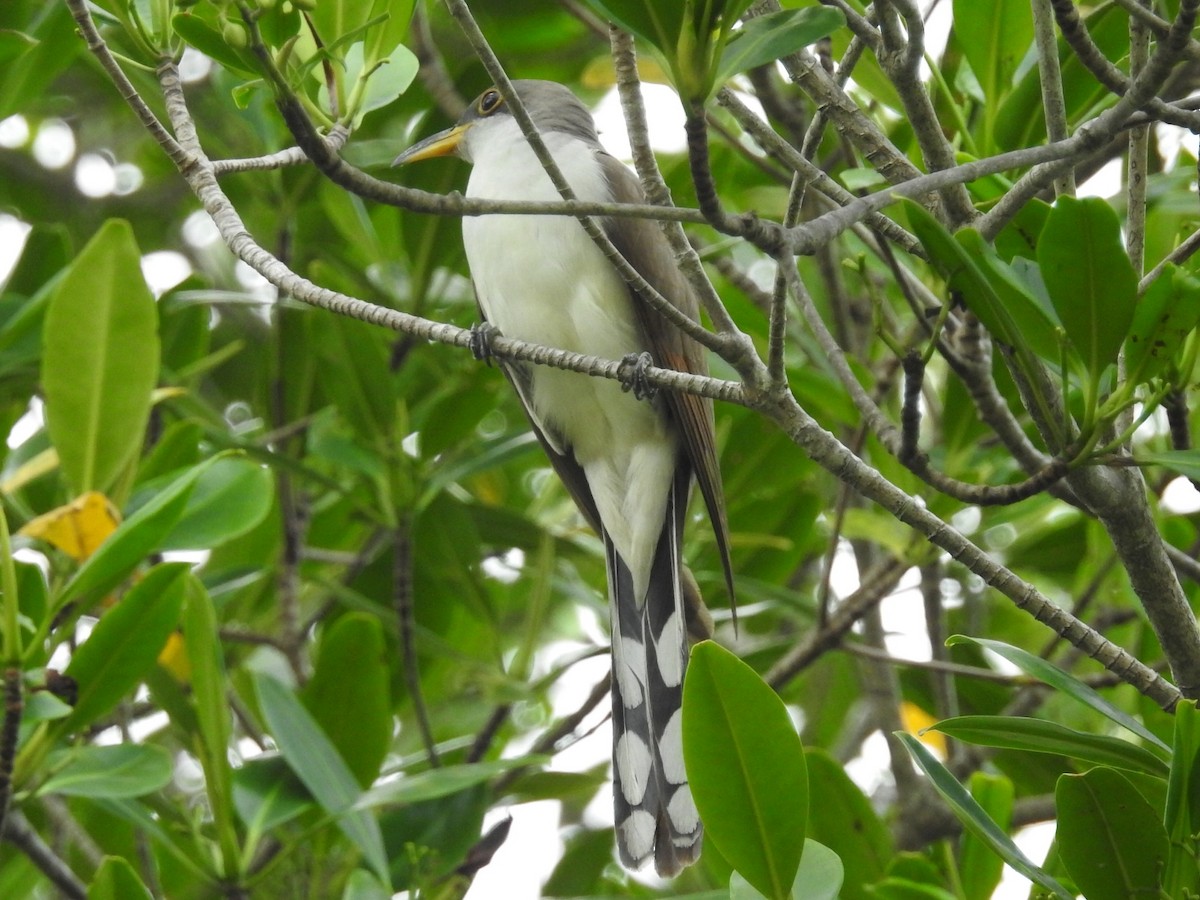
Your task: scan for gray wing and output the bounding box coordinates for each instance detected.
[596,154,735,607]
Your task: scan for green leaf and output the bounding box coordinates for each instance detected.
[253,672,390,885]
[1056,767,1168,900]
[171,10,258,76]
[354,757,546,810]
[731,854,843,900]
[340,868,392,900]
[41,745,172,799]
[1037,196,1137,381]
[1125,264,1200,384]
[87,857,153,900]
[994,5,1128,150]
[233,756,314,835]
[1139,449,1200,481]
[903,201,1031,355]
[683,640,807,900]
[952,0,1032,148]
[864,877,958,900]
[363,0,415,66]
[904,201,1059,435]
[160,457,274,551]
[184,575,240,875]
[0,7,79,120]
[302,614,392,788]
[958,772,1012,900]
[929,715,1170,777]
[946,636,1171,753]
[318,314,395,443]
[804,748,891,900]
[714,7,845,86]
[352,41,419,122]
[42,219,159,495]
[955,229,1062,365]
[1163,700,1200,897]
[792,840,843,900]
[58,562,188,734]
[579,0,685,58]
[55,458,218,614]
[897,733,1072,899]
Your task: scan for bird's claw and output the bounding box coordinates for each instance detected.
[618,351,657,401]
[470,321,501,364]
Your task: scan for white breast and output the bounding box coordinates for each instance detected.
[461,118,678,598]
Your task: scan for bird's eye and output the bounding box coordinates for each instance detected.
[478,89,503,115]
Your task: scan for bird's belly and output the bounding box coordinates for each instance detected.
[464,212,678,584]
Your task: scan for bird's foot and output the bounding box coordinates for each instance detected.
[618,351,657,401]
[469,321,501,364]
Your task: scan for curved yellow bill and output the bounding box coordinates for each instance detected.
[392,122,471,166]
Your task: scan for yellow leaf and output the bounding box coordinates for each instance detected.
[19,491,121,561]
[157,631,191,684]
[900,700,947,756]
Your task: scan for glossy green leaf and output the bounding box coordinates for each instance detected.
[184,575,240,875]
[714,7,845,86]
[363,0,415,66]
[1037,197,1137,380]
[929,715,1170,777]
[1163,700,1200,897]
[683,640,807,900]
[354,757,546,811]
[904,201,1059,434]
[318,314,395,443]
[87,856,153,900]
[994,5,1128,150]
[793,840,843,900]
[160,457,274,551]
[1125,264,1200,384]
[59,562,188,733]
[0,31,36,68]
[952,0,1031,148]
[171,11,258,76]
[730,843,843,900]
[253,672,389,884]
[356,42,419,120]
[232,756,314,835]
[865,878,957,900]
[302,613,392,788]
[341,868,392,900]
[946,636,1171,753]
[804,749,891,900]
[903,201,1026,352]
[55,458,217,614]
[89,797,209,881]
[0,6,79,120]
[42,219,159,494]
[959,772,1012,900]
[897,733,1072,899]
[956,229,1062,365]
[41,744,171,799]
[1139,449,1200,481]
[578,0,685,57]
[1056,767,1167,900]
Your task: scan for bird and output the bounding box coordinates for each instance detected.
[393,79,733,876]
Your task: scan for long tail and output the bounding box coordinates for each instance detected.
[608,473,702,876]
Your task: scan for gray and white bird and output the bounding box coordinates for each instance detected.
[394,80,733,876]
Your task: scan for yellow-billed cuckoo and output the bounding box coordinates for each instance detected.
[393,80,733,876]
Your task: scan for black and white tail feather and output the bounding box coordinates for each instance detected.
[607,471,702,875]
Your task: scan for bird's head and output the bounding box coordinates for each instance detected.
[392,79,600,167]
